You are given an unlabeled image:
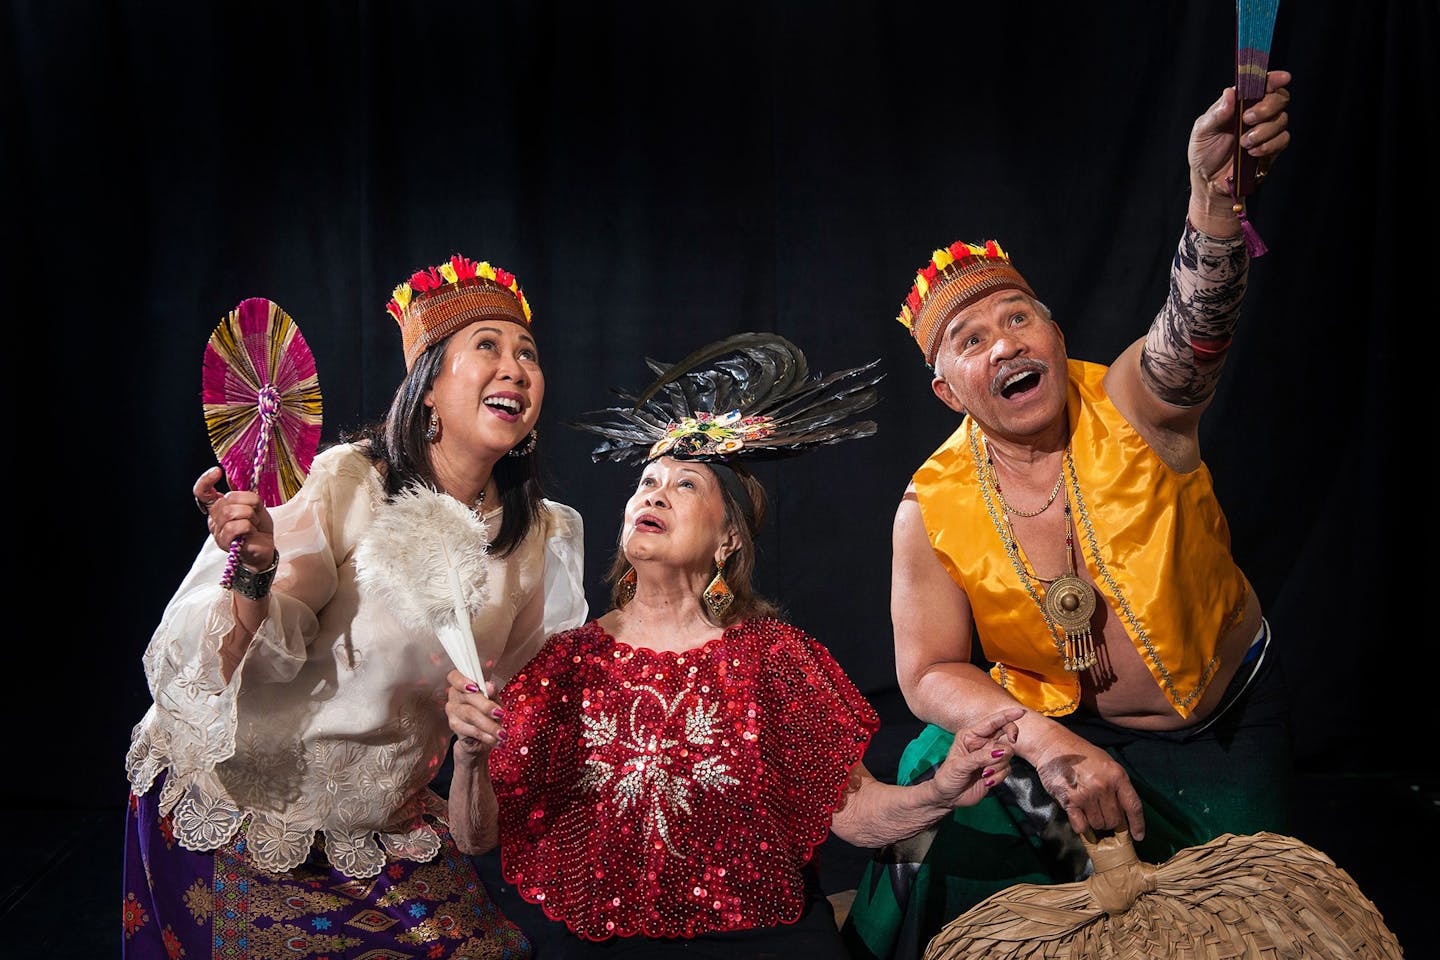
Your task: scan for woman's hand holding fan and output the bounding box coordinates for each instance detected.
[194,465,277,574]
[200,297,322,589]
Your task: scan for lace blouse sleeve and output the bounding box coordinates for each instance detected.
[539,499,588,636]
[129,447,360,785]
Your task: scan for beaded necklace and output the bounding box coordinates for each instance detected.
[973,431,1098,674]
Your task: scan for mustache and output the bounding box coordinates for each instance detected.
[991,358,1050,396]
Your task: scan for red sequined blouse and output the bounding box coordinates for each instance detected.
[490,617,880,941]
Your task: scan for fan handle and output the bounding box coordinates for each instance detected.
[219,385,283,589]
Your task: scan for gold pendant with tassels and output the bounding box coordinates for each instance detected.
[1044,573,1098,672]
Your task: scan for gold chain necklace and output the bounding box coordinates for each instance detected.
[973,432,1098,674]
[984,440,1064,518]
[1001,512,1060,582]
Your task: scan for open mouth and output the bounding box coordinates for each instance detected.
[634,514,666,533]
[483,394,524,420]
[994,362,1048,401]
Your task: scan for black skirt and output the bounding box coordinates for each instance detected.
[477,856,849,959]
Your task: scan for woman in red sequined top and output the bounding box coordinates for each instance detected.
[445,451,1022,956]
[443,335,1023,954]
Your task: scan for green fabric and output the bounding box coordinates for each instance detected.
[840,726,1051,960]
[840,717,1291,960]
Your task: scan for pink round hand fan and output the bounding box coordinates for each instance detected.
[202,297,323,587]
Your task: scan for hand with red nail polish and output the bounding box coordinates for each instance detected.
[446,668,507,859]
[445,669,505,763]
[930,707,1024,809]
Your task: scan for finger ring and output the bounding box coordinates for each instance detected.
[195,496,211,516]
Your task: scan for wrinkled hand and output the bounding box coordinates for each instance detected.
[932,707,1024,809]
[194,465,275,571]
[1189,69,1292,199]
[1034,734,1146,840]
[445,670,506,764]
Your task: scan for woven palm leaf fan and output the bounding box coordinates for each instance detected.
[201,297,323,587]
[1230,0,1281,257]
[923,829,1403,960]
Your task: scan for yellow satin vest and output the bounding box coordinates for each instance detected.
[913,359,1250,718]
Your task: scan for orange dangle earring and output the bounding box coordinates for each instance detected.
[702,558,734,619]
[616,566,637,608]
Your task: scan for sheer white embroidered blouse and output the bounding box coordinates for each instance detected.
[125,443,587,878]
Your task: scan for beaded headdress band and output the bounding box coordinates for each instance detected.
[898,240,1036,366]
[385,254,533,371]
[569,332,884,532]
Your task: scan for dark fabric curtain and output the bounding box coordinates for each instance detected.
[5,0,1431,807]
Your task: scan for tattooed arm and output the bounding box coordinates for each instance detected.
[1104,71,1291,466]
[1139,225,1248,409]
[1104,226,1249,468]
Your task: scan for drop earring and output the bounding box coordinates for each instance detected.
[702,558,734,620]
[616,566,637,607]
[508,429,538,457]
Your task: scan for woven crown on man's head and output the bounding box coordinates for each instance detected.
[897,240,1035,367]
[386,254,533,371]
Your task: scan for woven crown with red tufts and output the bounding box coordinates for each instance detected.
[897,240,1036,367]
[385,254,531,325]
[385,254,534,371]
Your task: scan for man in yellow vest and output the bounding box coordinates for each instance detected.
[844,71,1295,959]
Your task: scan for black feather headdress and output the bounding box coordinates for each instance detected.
[570,332,884,466]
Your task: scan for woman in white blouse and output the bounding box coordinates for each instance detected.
[122,255,586,960]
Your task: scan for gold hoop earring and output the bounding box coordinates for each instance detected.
[424,408,440,443]
[616,566,637,607]
[702,558,734,620]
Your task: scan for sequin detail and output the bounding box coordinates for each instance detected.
[491,618,879,941]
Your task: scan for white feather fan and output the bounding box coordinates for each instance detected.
[353,483,496,685]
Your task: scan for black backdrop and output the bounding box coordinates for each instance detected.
[4,1,1432,822]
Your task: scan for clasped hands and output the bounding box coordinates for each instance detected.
[930,707,1025,808]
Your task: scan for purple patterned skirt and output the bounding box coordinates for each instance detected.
[122,779,531,959]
